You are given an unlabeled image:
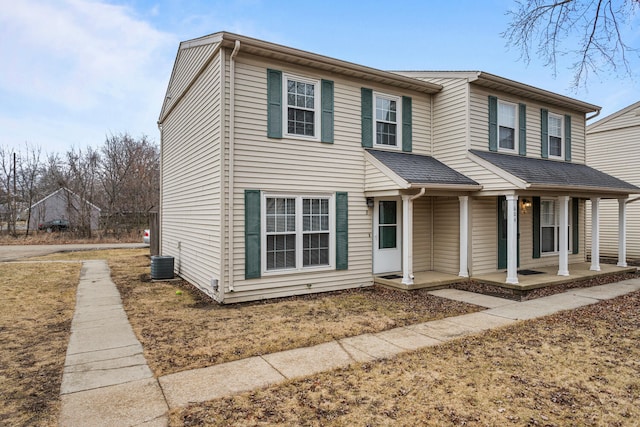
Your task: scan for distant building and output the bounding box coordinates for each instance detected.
[28,188,101,231]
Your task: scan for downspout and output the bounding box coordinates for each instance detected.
[411,187,426,201]
[157,122,163,256]
[586,109,601,122]
[228,40,241,292]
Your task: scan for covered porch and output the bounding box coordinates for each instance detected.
[375,262,636,292]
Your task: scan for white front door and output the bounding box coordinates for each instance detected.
[373,199,402,274]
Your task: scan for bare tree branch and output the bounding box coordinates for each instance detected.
[503,0,640,87]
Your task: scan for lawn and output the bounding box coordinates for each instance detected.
[40,249,480,377]
[0,262,80,427]
[16,248,640,426]
[170,290,640,426]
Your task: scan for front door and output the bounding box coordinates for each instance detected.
[497,196,520,269]
[373,199,402,274]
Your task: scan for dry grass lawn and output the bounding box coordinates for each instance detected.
[33,249,481,377]
[171,290,640,426]
[0,262,80,427]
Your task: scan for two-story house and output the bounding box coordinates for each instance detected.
[586,101,640,261]
[158,32,639,303]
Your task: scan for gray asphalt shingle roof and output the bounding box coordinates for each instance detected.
[366,149,479,187]
[470,149,640,193]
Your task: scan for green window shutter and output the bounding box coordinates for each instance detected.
[532,196,541,258]
[519,103,527,156]
[321,79,334,143]
[488,96,498,152]
[402,96,412,152]
[361,88,373,148]
[245,190,261,279]
[267,69,282,139]
[565,114,572,162]
[540,109,549,158]
[572,198,579,254]
[335,192,348,270]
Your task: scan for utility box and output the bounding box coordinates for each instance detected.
[151,256,174,280]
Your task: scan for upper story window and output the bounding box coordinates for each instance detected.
[498,101,517,152]
[547,113,564,158]
[284,74,320,139]
[374,92,402,148]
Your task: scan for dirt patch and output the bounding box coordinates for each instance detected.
[0,263,80,427]
[170,289,640,426]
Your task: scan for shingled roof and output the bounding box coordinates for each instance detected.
[366,149,480,187]
[470,150,640,193]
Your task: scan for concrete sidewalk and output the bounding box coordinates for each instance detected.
[59,261,640,425]
[59,260,168,427]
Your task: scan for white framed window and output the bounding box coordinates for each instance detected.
[498,100,517,152]
[374,92,402,148]
[547,113,564,159]
[284,74,320,140]
[262,193,334,273]
[541,198,572,254]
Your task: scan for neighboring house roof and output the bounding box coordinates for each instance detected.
[470,150,640,194]
[392,71,600,114]
[366,149,481,189]
[587,100,640,132]
[30,188,102,212]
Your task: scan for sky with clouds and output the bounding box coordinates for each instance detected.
[1,0,639,155]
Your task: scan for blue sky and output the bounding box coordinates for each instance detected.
[1,0,639,155]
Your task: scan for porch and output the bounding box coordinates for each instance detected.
[375,262,636,292]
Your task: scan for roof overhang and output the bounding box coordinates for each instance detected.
[469,72,600,114]
[193,32,443,95]
[469,150,640,196]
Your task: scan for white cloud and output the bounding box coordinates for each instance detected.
[0,0,177,152]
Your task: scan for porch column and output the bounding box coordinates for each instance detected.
[618,198,628,267]
[557,195,570,276]
[505,194,518,284]
[590,197,601,271]
[401,195,414,285]
[458,196,469,277]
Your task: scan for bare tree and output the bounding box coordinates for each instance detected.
[100,133,159,235]
[0,146,17,236]
[17,143,43,237]
[66,147,100,237]
[503,0,640,87]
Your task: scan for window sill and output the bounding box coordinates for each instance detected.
[263,265,335,277]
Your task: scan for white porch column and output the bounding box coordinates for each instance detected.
[505,194,519,284]
[458,196,469,277]
[557,196,570,276]
[618,198,628,267]
[590,197,601,271]
[401,195,414,285]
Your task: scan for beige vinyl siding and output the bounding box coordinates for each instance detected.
[586,110,640,258]
[470,197,497,275]
[161,42,220,119]
[433,196,459,274]
[223,55,441,302]
[413,196,432,271]
[161,49,223,298]
[588,104,640,133]
[364,161,404,192]
[469,85,587,164]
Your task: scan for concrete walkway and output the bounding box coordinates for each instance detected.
[59,261,640,425]
[59,260,168,427]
